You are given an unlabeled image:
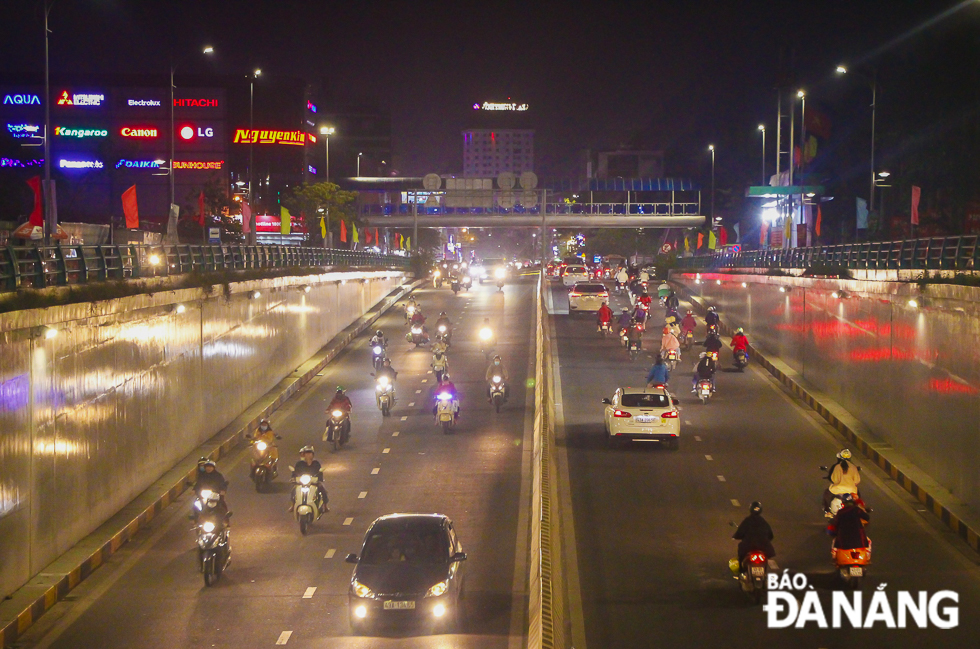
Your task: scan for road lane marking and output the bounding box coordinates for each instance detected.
[426,371,432,374]
[400,416,408,421]
[408,402,415,407]
[421,379,428,383]
[358,491,367,499]
[324,549,336,559]
[731,499,740,507]
[392,431,399,437]
[343,518,354,526]
[276,631,292,645]
[382,448,390,454]
[768,560,779,570]
[717,475,726,482]
[685,420,692,425]
[705,454,713,460]
[303,587,316,598]
[415,389,422,394]
[371,468,380,474]
[694,435,702,442]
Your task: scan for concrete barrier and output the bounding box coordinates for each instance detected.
[0,271,408,605]
[671,271,980,553]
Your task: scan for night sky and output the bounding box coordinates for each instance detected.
[2,0,978,189]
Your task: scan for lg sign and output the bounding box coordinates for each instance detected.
[179,125,214,140]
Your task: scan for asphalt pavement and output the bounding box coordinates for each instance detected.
[550,280,980,649]
[17,278,535,649]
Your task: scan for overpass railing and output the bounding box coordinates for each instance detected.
[676,235,980,272]
[358,201,701,217]
[0,244,410,291]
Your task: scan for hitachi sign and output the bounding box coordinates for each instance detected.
[174,98,219,107]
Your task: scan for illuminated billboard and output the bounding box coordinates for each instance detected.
[232,129,312,146]
[54,126,108,138]
[59,158,104,169]
[6,123,40,138]
[115,159,163,169]
[473,101,529,111]
[120,126,159,138]
[4,94,41,106]
[173,160,224,170]
[56,90,105,107]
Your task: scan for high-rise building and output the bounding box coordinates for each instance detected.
[462,129,534,177]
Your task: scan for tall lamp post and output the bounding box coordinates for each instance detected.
[319,126,335,248]
[757,124,766,186]
[797,89,808,246]
[707,144,715,227]
[42,1,54,245]
[356,152,363,177]
[170,46,214,228]
[836,65,878,215]
[247,68,261,244]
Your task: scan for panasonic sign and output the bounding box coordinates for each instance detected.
[59,159,104,169]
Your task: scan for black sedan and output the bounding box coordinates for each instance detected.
[346,513,467,634]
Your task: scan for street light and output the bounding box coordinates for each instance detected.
[707,145,715,225]
[247,68,261,244]
[170,45,214,240]
[757,124,766,185]
[357,152,363,177]
[836,63,878,216]
[319,126,334,183]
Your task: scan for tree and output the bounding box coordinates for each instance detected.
[284,181,358,245]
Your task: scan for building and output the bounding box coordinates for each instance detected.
[462,129,534,177]
[314,105,392,180]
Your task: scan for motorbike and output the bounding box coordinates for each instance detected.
[405,303,417,323]
[628,339,641,362]
[246,435,280,492]
[834,539,872,589]
[479,326,495,360]
[376,375,394,416]
[495,268,506,291]
[489,375,506,412]
[707,322,719,337]
[371,343,387,371]
[680,330,695,351]
[408,325,427,347]
[451,279,460,295]
[598,320,611,337]
[323,409,351,451]
[196,512,231,587]
[290,470,325,535]
[460,275,473,291]
[435,391,458,434]
[819,465,862,518]
[435,323,452,345]
[433,270,443,288]
[664,348,680,372]
[733,349,749,371]
[729,550,769,604]
[431,351,449,382]
[697,378,714,404]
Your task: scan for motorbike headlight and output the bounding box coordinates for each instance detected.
[255,441,267,451]
[299,474,311,485]
[373,346,382,354]
[353,579,375,598]
[332,410,343,418]
[438,325,446,332]
[426,580,449,598]
[301,486,310,493]
[412,327,422,334]
[492,375,502,383]
[495,268,506,279]
[434,270,441,277]
[378,376,389,386]
[479,328,492,340]
[201,521,215,533]
[199,489,212,500]
[437,392,452,400]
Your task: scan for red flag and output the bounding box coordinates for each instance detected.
[121,185,139,229]
[760,221,769,246]
[340,220,347,243]
[198,191,206,226]
[911,185,921,225]
[374,228,380,246]
[364,228,372,244]
[697,232,704,249]
[26,176,43,226]
[804,108,832,139]
[815,205,822,236]
[718,227,728,246]
[241,201,251,234]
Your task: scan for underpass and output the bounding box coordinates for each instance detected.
[547,280,980,648]
[16,279,536,649]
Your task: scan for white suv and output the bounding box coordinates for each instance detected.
[602,386,680,449]
[567,282,609,314]
[561,265,590,286]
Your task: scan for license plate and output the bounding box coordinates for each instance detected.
[439,414,453,421]
[849,566,863,577]
[634,416,655,423]
[750,566,766,576]
[383,600,416,610]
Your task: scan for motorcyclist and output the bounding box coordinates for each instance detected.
[626,318,643,349]
[431,347,449,379]
[828,493,870,550]
[253,418,279,465]
[432,373,460,420]
[199,491,230,528]
[692,352,717,392]
[823,449,862,512]
[646,354,670,387]
[410,308,427,326]
[479,318,496,348]
[615,266,629,290]
[435,312,453,338]
[632,303,648,328]
[431,338,448,356]
[681,311,698,337]
[732,501,776,563]
[405,297,419,320]
[661,326,681,360]
[705,306,720,327]
[376,357,398,384]
[703,332,724,356]
[638,292,653,309]
[327,386,352,415]
[665,290,680,311]
[193,460,228,520]
[290,446,328,511]
[617,307,632,334]
[485,355,510,401]
[657,281,671,300]
[596,302,614,331]
[664,310,681,336]
[370,329,387,349]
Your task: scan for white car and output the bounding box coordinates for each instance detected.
[561,265,590,286]
[567,282,609,314]
[602,386,680,449]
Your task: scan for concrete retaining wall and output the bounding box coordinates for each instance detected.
[0,271,407,599]
[672,271,980,513]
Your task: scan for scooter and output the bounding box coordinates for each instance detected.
[246,435,280,492]
[323,409,351,451]
[290,470,325,535]
[431,351,449,383]
[833,539,872,589]
[664,348,680,372]
[819,465,862,518]
[495,267,506,291]
[697,378,714,404]
[407,325,427,347]
[405,303,417,323]
[707,323,719,337]
[460,275,473,291]
[733,349,749,371]
[376,376,394,416]
[435,323,452,346]
[451,279,460,295]
[680,330,695,351]
[433,271,443,288]
[598,321,611,337]
[196,512,231,587]
[628,339,641,362]
[489,375,506,413]
[479,327,495,361]
[729,550,769,604]
[371,343,387,371]
[435,392,458,434]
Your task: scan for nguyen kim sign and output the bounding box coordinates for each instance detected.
[233,128,313,146]
[473,101,529,111]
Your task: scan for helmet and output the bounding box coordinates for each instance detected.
[622,307,630,313]
[749,501,763,514]
[203,459,216,468]
[198,456,209,466]
[687,310,693,315]
[258,418,270,430]
[440,311,447,316]
[300,445,314,455]
[699,352,707,359]
[376,329,383,337]
[336,386,345,393]
[708,306,716,312]
[383,358,391,366]
[441,373,451,382]
[736,327,744,334]
[840,493,855,504]
[837,449,852,460]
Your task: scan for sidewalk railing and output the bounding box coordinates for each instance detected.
[0,244,410,291]
[676,235,980,271]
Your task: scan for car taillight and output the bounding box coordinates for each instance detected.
[601,294,608,299]
[661,410,678,418]
[569,292,580,297]
[749,553,767,564]
[613,410,632,418]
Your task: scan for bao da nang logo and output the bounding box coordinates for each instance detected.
[763,571,958,629]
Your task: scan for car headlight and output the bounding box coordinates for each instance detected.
[255,441,267,451]
[299,474,311,485]
[332,409,343,418]
[201,521,215,533]
[495,268,506,278]
[426,580,449,598]
[353,579,375,598]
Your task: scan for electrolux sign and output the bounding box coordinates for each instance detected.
[127,98,161,107]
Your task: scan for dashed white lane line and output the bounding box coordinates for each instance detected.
[392,431,400,437]
[685,420,692,425]
[768,559,779,570]
[276,631,292,645]
[704,454,713,461]
[358,491,367,499]
[426,371,432,375]
[408,401,415,407]
[343,517,354,526]
[421,379,428,383]
[415,389,422,394]
[382,448,390,454]
[303,587,317,599]
[717,475,727,482]
[694,436,702,442]
[324,549,336,559]
[731,499,741,507]
[371,468,380,475]
[400,416,408,421]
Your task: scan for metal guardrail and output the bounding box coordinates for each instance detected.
[0,244,410,291]
[359,201,700,217]
[676,235,980,271]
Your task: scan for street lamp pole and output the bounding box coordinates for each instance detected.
[757,124,766,186]
[170,46,213,244]
[836,65,879,218]
[798,90,808,246]
[319,126,335,248]
[708,144,715,227]
[357,152,362,178]
[43,1,53,245]
[247,69,261,245]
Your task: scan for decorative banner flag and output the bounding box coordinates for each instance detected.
[319,215,326,239]
[242,200,251,234]
[911,185,921,225]
[684,235,690,252]
[856,197,868,230]
[121,185,139,229]
[783,213,793,247]
[281,206,291,235]
[718,227,728,247]
[26,176,43,226]
[732,223,740,243]
[198,191,206,226]
[708,230,717,250]
[340,219,347,243]
[406,236,410,250]
[697,232,704,249]
[374,228,380,246]
[352,223,359,244]
[815,205,822,236]
[760,221,769,246]
[364,228,371,245]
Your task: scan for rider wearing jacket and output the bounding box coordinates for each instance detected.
[731,328,749,353]
[692,353,717,391]
[732,501,776,563]
[704,333,724,355]
[823,449,862,511]
[327,387,352,414]
[661,327,681,358]
[597,302,614,330]
[485,355,510,400]
[681,311,698,336]
[828,493,870,550]
[646,355,670,386]
[617,308,632,333]
[254,418,279,464]
[291,446,328,510]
